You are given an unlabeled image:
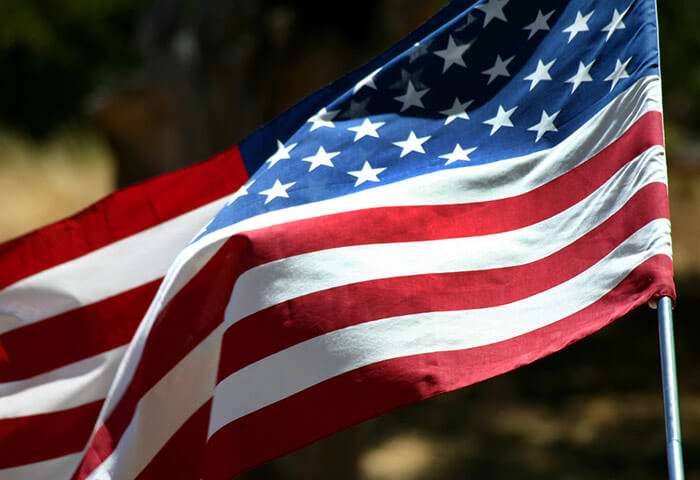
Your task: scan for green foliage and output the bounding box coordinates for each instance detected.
[0,0,150,137]
[657,0,700,135]
[0,0,697,140]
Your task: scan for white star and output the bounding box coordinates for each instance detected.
[408,41,431,63]
[258,179,295,204]
[393,131,431,158]
[307,107,339,131]
[344,98,371,118]
[225,179,255,206]
[393,80,429,112]
[605,57,632,91]
[353,67,382,94]
[563,10,594,43]
[439,144,477,165]
[302,146,340,172]
[347,118,385,141]
[565,59,595,93]
[265,140,298,168]
[528,109,560,142]
[482,55,514,85]
[523,9,555,39]
[347,161,386,187]
[523,58,556,91]
[483,104,517,135]
[440,98,473,125]
[433,35,471,73]
[602,8,628,41]
[475,0,508,27]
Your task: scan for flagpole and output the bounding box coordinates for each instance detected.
[657,295,685,480]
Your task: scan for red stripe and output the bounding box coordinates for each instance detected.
[0,400,102,469]
[203,255,674,480]
[0,146,248,290]
[234,112,662,265]
[217,182,670,381]
[134,400,211,480]
[0,281,159,382]
[72,237,249,480]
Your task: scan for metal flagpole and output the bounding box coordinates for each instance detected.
[657,295,685,479]
[652,0,684,474]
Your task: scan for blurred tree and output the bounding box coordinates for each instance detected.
[657,0,700,138]
[0,0,696,179]
[85,0,442,186]
[0,2,698,479]
[0,0,149,137]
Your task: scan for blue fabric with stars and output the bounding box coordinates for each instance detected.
[193,0,660,244]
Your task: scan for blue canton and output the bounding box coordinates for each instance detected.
[194,0,659,243]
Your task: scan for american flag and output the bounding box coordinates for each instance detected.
[0,0,675,478]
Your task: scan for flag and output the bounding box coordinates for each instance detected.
[0,0,675,478]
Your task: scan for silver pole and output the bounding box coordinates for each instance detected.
[657,296,685,479]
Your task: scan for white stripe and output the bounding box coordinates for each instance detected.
[0,452,82,480]
[84,325,224,480]
[0,346,126,418]
[225,145,666,326]
[208,219,672,436]
[92,239,224,437]
[0,197,229,334]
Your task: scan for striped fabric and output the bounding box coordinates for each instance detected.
[0,148,249,478]
[0,0,674,479]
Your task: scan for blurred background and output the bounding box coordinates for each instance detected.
[0,0,698,478]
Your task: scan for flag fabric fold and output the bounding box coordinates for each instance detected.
[0,0,675,478]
